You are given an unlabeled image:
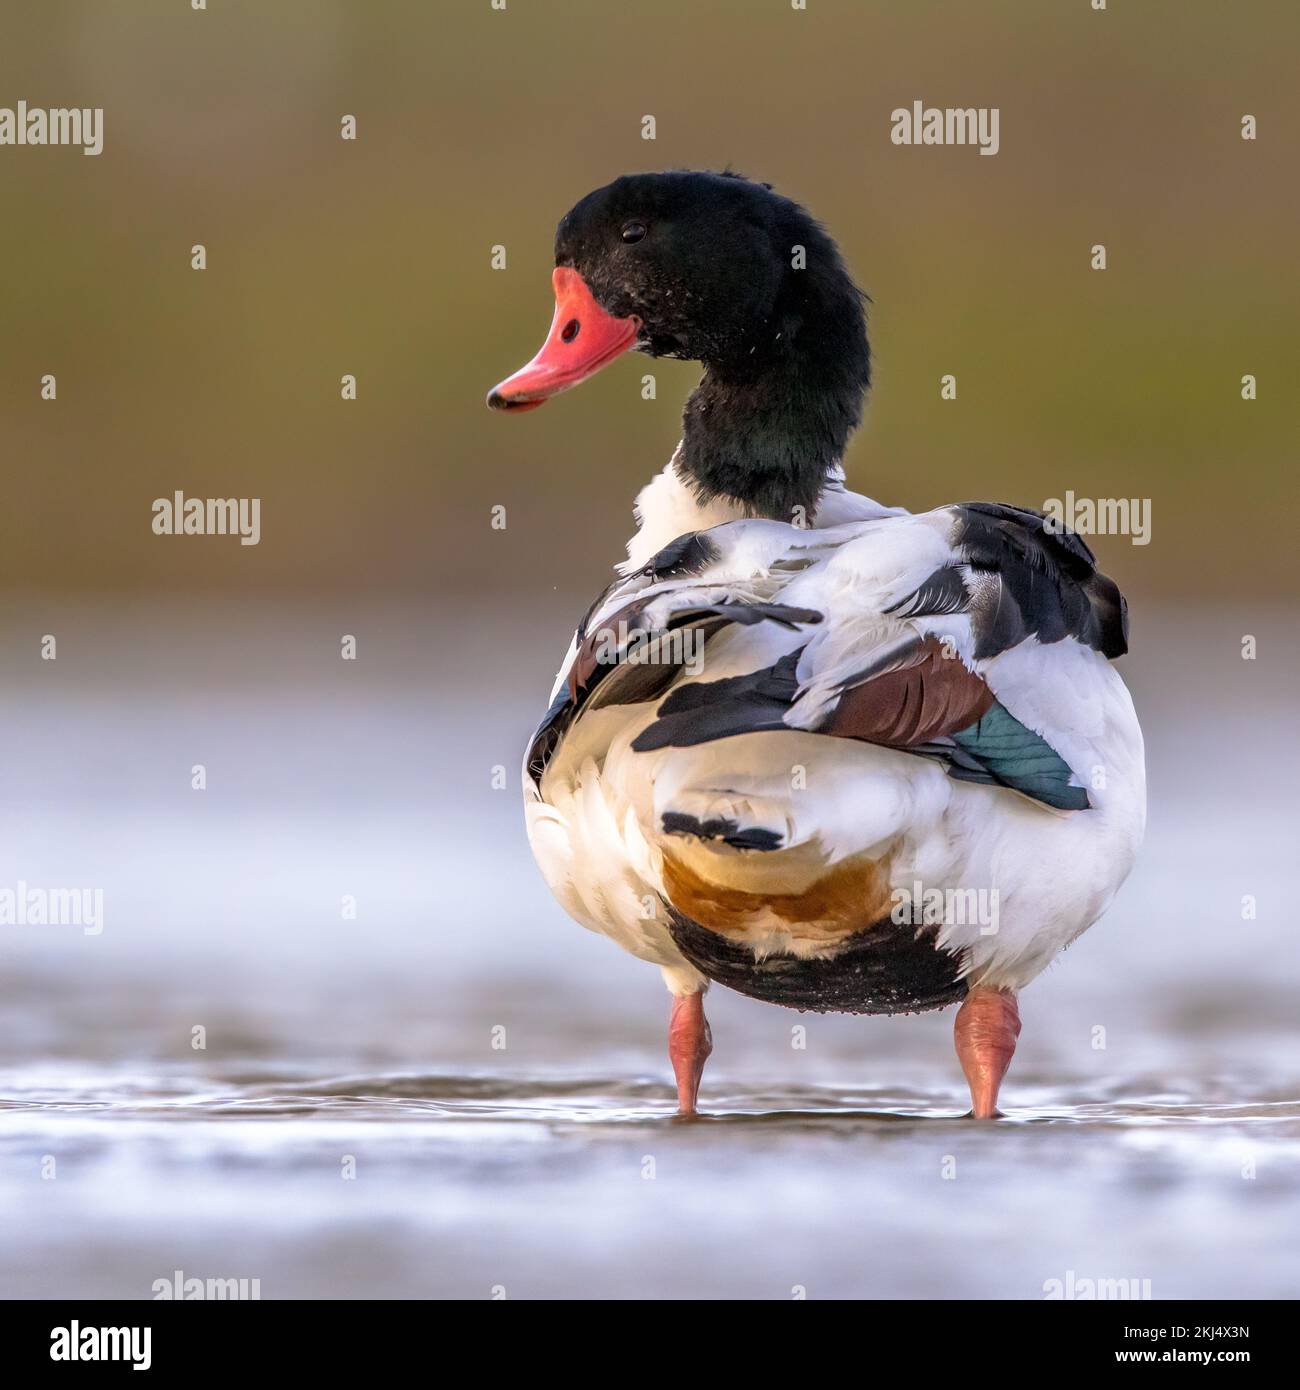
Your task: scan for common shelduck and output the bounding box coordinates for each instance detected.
[488,171,1146,1118]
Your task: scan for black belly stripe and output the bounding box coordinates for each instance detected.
[666,908,968,1016]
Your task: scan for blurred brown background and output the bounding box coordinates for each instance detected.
[1,0,1296,606]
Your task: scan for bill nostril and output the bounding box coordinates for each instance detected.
[560,318,581,343]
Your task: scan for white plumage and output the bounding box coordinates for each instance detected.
[526,459,1146,998]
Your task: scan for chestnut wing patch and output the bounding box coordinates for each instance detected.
[633,635,1090,812]
[820,637,995,746]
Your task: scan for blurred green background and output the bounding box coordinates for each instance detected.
[1,0,1295,603]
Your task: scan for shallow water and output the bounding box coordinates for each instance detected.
[3,1055,1297,1300]
[1,600,1297,1299]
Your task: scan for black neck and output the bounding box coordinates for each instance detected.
[674,265,870,521]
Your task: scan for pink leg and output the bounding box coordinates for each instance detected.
[668,992,712,1115]
[954,987,1021,1119]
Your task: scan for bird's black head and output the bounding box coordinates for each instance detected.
[488,170,871,519]
[555,171,792,366]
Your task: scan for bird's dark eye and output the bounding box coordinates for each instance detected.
[621,221,647,244]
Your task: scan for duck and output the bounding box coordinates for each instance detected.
[487,170,1146,1119]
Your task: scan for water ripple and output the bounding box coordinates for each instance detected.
[2,1069,1297,1133]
